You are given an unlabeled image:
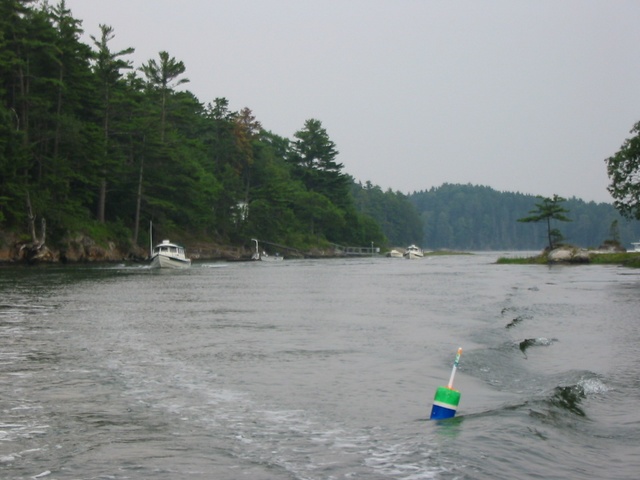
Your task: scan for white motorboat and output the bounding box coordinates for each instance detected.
[258,252,283,262]
[631,241,640,253]
[386,249,403,258]
[251,238,283,262]
[403,244,424,259]
[150,239,191,269]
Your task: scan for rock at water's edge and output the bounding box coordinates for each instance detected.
[547,247,591,264]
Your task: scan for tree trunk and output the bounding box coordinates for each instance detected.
[26,191,37,244]
[97,176,106,223]
[97,87,110,223]
[39,217,46,245]
[133,153,144,245]
[54,60,64,158]
[21,192,51,263]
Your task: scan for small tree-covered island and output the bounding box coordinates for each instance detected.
[499,126,640,267]
[1,1,640,265]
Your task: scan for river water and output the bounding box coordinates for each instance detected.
[1,253,639,479]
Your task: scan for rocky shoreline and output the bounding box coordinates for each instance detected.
[0,232,338,265]
[3,233,628,266]
[1,233,140,264]
[545,244,627,263]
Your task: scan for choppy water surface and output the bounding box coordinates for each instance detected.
[1,253,639,479]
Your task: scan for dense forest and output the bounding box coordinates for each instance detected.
[1,1,639,258]
[408,184,640,251]
[0,0,396,254]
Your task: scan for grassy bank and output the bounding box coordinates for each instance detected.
[589,252,640,268]
[497,251,640,268]
[496,255,549,265]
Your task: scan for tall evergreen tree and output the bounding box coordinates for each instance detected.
[139,51,189,144]
[290,118,350,208]
[90,24,134,223]
[46,0,97,220]
[0,0,36,224]
[233,107,261,202]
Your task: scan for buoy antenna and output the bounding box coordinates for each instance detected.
[447,347,462,389]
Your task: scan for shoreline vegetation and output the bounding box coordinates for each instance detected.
[12,245,640,268]
[0,226,466,264]
[1,225,636,266]
[0,229,478,265]
[497,249,640,268]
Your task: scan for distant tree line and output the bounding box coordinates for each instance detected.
[408,184,640,251]
[351,182,423,247]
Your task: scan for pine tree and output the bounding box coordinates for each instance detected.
[518,194,571,250]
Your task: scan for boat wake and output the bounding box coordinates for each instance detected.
[453,372,608,425]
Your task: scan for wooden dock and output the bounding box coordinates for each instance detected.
[332,244,380,256]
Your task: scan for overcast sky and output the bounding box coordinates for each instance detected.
[63,0,640,203]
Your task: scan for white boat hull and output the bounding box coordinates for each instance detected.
[150,254,191,269]
[149,239,191,269]
[403,244,424,259]
[251,239,283,261]
[259,255,283,262]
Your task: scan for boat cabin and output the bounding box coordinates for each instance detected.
[154,240,185,257]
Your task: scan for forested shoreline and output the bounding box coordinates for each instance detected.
[0,0,393,260]
[1,1,638,263]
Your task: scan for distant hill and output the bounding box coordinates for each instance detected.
[407,183,640,251]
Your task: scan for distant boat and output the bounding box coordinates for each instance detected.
[403,244,424,259]
[150,239,191,269]
[386,249,402,258]
[251,238,283,262]
[631,241,640,253]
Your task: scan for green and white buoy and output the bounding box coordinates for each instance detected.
[430,347,462,420]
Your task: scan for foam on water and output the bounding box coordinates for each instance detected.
[578,376,609,395]
[79,326,444,479]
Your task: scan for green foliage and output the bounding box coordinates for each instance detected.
[0,2,389,252]
[497,252,640,268]
[139,50,189,143]
[408,184,640,251]
[351,181,420,246]
[590,252,640,268]
[518,194,571,250]
[495,255,549,265]
[289,119,351,208]
[411,184,538,250]
[605,121,640,220]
